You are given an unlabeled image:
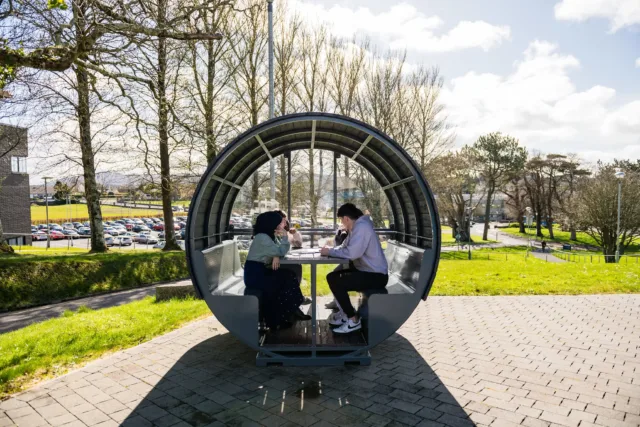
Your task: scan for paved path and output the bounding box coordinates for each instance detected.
[0,280,191,334]
[2,295,639,427]
[530,252,567,263]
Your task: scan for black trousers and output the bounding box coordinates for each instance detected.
[327,268,388,318]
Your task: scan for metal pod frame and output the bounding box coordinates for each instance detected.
[186,113,441,366]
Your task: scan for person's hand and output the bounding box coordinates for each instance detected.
[320,246,330,256]
[272,256,280,270]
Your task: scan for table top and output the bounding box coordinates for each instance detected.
[280,249,350,265]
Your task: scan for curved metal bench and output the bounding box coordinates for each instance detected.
[186,113,441,366]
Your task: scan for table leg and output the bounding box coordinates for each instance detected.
[311,263,317,355]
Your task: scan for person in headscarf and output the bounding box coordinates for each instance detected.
[273,210,311,305]
[244,212,309,330]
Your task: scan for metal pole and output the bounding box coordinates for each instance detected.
[267,0,275,202]
[333,153,339,228]
[44,177,51,249]
[286,152,292,221]
[615,180,622,263]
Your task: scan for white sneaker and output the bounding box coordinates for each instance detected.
[328,311,347,326]
[333,318,361,334]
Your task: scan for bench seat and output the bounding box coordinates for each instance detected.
[358,241,423,318]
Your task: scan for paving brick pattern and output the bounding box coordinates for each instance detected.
[1,295,639,427]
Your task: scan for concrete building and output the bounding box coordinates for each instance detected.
[0,124,32,245]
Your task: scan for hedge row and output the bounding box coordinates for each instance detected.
[0,252,189,311]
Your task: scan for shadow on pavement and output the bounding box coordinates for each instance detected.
[121,331,475,427]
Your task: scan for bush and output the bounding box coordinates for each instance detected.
[0,252,188,311]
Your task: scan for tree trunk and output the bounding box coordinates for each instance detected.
[518,218,525,234]
[483,186,493,241]
[547,217,555,239]
[570,227,576,241]
[157,0,180,251]
[309,148,317,226]
[75,65,107,253]
[278,156,287,210]
[343,157,350,203]
[535,212,543,237]
[251,173,260,205]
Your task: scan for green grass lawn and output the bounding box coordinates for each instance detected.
[0,297,210,399]
[31,204,164,223]
[302,252,640,297]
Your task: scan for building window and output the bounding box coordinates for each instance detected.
[11,156,27,173]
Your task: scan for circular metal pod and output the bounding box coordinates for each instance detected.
[186,113,441,364]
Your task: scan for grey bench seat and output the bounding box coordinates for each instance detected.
[358,241,423,317]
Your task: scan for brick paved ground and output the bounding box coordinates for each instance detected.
[1,295,639,427]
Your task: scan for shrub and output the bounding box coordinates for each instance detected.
[0,252,188,311]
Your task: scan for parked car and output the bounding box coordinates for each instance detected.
[153,223,165,231]
[104,234,114,246]
[112,227,128,235]
[49,230,65,240]
[77,227,91,236]
[31,225,38,233]
[32,231,48,241]
[171,206,184,212]
[113,236,133,246]
[83,221,90,227]
[133,219,144,225]
[49,224,63,231]
[62,229,80,239]
[38,224,48,230]
[158,231,165,239]
[133,225,151,233]
[72,222,83,229]
[234,235,251,250]
[136,234,158,244]
[151,217,161,223]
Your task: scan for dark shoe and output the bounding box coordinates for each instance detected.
[301,297,312,305]
[295,308,312,321]
[325,300,338,309]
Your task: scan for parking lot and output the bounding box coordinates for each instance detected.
[30,215,189,251]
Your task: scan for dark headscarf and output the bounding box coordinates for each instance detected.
[274,210,290,231]
[253,211,282,240]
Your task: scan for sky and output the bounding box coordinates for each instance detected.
[291,0,640,163]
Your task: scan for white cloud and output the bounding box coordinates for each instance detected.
[290,1,510,53]
[636,57,640,67]
[554,0,640,32]
[441,40,640,162]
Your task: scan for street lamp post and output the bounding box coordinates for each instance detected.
[615,168,625,263]
[267,0,275,202]
[43,177,53,249]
